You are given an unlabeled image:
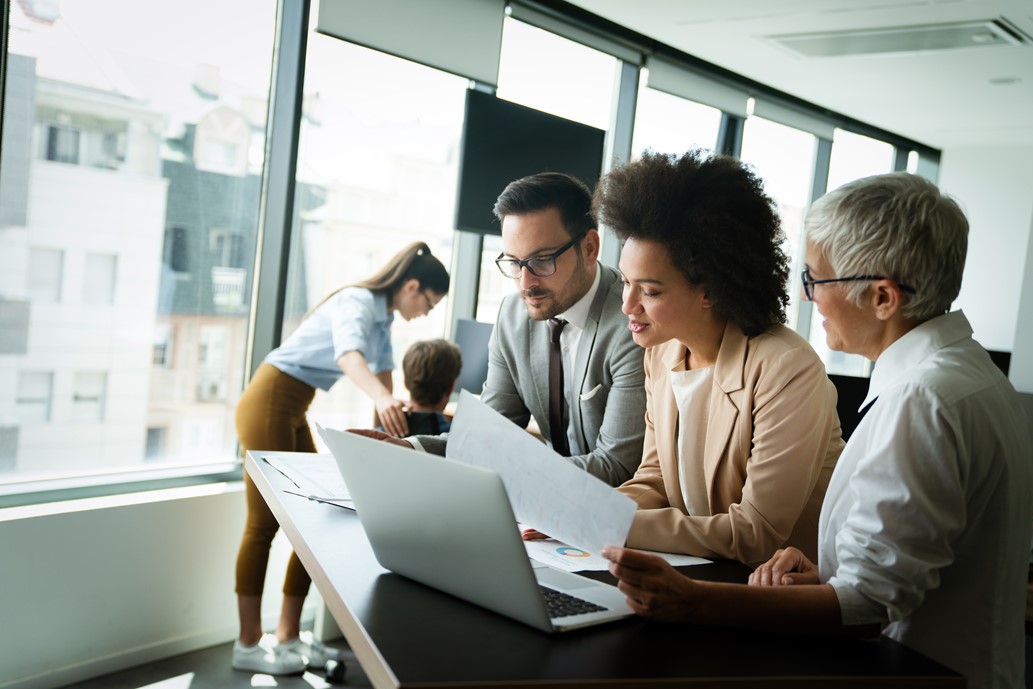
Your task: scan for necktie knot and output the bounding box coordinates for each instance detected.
[548,318,567,344]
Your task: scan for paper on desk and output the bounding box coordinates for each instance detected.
[524,538,711,572]
[261,452,354,508]
[446,390,636,555]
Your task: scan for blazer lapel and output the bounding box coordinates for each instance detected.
[530,318,550,423]
[703,322,747,498]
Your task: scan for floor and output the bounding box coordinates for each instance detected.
[59,640,372,689]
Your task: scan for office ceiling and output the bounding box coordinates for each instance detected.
[567,0,1033,149]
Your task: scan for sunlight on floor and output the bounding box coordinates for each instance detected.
[139,673,195,689]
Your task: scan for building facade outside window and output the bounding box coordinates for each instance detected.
[0,0,277,482]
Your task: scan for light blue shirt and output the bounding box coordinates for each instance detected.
[265,287,394,391]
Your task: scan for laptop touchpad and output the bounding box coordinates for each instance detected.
[535,566,599,591]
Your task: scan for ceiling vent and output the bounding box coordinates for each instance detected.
[770,18,1031,57]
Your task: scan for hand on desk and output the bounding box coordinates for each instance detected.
[348,428,415,450]
[748,547,819,587]
[602,546,701,622]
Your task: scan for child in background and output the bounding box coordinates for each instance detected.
[400,339,463,434]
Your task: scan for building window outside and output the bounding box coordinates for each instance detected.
[44,123,80,164]
[83,252,118,305]
[71,371,107,422]
[0,427,18,473]
[16,371,54,424]
[28,247,64,303]
[1,0,277,484]
[145,427,166,460]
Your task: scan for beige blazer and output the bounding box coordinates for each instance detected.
[619,322,843,565]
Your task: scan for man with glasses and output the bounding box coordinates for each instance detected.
[409,172,646,486]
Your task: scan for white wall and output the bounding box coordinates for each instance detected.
[939,145,1033,357]
[0,483,318,689]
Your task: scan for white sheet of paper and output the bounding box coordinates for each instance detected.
[446,390,636,554]
[262,452,353,506]
[524,538,712,572]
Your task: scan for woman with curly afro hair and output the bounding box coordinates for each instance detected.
[594,149,843,566]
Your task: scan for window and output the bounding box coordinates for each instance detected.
[826,129,895,194]
[495,18,618,131]
[806,128,896,376]
[144,427,166,460]
[153,323,173,367]
[740,116,817,330]
[1,0,277,483]
[44,123,80,164]
[16,372,53,423]
[281,32,465,438]
[0,427,17,473]
[632,86,722,157]
[71,372,107,422]
[82,252,117,305]
[475,18,621,317]
[28,248,63,302]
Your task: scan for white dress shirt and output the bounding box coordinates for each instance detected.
[670,365,713,517]
[819,311,1033,689]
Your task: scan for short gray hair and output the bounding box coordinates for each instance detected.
[805,172,968,321]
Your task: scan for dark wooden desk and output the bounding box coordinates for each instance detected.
[247,451,963,688]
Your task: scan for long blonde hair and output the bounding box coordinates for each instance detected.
[305,241,449,318]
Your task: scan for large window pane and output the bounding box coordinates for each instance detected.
[808,129,896,376]
[632,85,721,157]
[496,18,617,131]
[1,0,277,481]
[282,33,466,439]
[476,19,619,315]
[740,116,816,331]
[826,129,895,194]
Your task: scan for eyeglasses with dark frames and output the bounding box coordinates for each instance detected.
[801,267,917,302]
[420,290,438,312]
[495,232,586,279]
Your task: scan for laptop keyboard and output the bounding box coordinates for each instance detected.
[539,585,607,618]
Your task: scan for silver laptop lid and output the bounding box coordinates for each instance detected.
[317,426,555,632]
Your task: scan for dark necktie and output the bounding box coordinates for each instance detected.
[547,318,570,456]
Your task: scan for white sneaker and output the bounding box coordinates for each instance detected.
[280,631,347,667]
[232,635,306,675]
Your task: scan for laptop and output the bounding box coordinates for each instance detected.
[316,425,634,633]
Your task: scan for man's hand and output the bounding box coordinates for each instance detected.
[602,546,701,622]
[348,428,414,449]
[520,528,550,541]
[748,547,819,587]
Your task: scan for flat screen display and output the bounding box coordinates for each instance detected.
[455,89,606,235]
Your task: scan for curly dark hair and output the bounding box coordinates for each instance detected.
[593,149,790,337]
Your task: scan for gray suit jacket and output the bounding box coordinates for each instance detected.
[415,264,646,486]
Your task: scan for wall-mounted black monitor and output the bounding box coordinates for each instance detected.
[455,89,606,236]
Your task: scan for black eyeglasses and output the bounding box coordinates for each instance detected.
[801,268,917,302]
[495,233,586,279]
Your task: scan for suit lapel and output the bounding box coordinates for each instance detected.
[530,318,550,423]
[703,322,747,497]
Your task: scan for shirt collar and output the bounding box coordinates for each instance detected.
[371,290,393,325]
[862,310,972,409]
[553,266,601,332]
